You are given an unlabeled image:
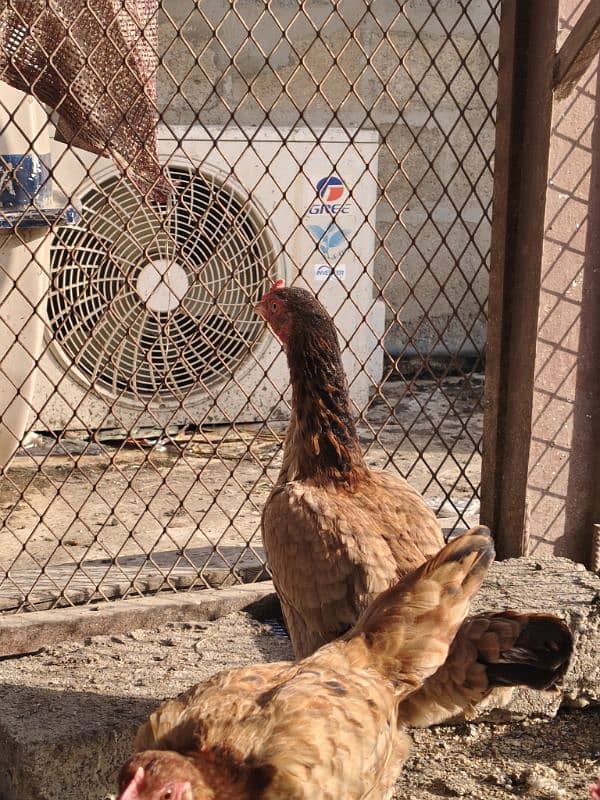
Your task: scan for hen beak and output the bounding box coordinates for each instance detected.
[117,767,145,800]
[254,299,267,320]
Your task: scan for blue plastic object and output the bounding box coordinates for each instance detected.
[0,153,51,207]
[0,151,80,229]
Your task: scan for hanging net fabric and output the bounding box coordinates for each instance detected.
[0,0,171,202]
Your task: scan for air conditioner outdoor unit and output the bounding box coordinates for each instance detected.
[30,125,384,432]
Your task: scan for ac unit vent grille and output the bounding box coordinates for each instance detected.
[48,166,275,405]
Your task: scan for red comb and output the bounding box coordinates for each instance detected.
[271,278,285,290]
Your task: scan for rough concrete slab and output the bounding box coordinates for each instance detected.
[0,581,274,657]
[0,557,597,800]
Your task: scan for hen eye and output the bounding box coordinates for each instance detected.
[271,302,278,312]
[162,791,172,800]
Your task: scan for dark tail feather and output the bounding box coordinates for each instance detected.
[398,611,573,727]
[483,613,572,690]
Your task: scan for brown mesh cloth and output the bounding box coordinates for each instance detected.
[0,0,171,202]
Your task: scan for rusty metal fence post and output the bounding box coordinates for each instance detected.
[480,0,559,558]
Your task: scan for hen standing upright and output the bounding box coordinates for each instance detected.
[257,282,572,725]
[258,282,443,656]
[117,530,494,800]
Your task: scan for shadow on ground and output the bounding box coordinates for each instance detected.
[0,682,155,800]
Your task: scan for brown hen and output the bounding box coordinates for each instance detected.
[257,283,572,724]
[117,529,494,800]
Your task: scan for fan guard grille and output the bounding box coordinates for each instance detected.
[48,166,275,406]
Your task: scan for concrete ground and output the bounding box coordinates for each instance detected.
[0,556,597,800]
[0,598,597,800]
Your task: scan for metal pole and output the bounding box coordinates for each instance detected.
[481,0,559,558]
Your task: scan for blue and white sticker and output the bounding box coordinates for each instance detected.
[314,263,346,282]
[307,220,352,261]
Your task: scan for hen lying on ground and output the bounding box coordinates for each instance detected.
[118,529,494,800]
[257,282,572,726]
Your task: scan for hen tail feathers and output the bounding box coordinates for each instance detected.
[397,610,573,727]
[345,526,495,692]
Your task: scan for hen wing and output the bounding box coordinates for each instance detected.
[258,658,405,799]
[262,481,392,658]
[262,470,444,658]
[133,661,291,754]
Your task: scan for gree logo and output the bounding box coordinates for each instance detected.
[309,175,352,215]
[316,175,345,203]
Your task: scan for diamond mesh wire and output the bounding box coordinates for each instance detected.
[0,0,499,614]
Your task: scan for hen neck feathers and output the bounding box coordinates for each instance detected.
[189,749,273,799]
[279,320,366,486]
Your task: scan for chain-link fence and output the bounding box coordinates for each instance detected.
[0,0,499,613]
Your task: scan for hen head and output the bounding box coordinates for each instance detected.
[255,279,292,345]
[118,752,209,800]
[255,279,330,348]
